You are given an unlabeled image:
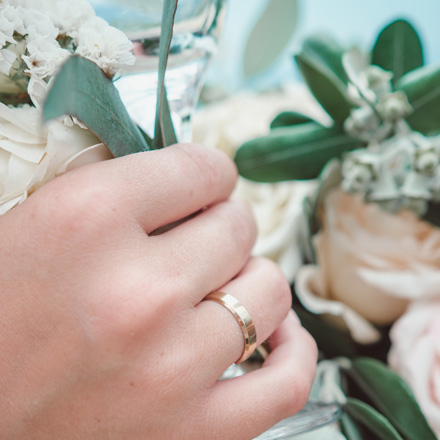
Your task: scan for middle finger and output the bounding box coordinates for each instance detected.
[148,199,257,306]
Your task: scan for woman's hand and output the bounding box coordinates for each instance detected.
[0,143,317,440]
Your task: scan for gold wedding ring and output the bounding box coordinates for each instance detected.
[203,291,257,364]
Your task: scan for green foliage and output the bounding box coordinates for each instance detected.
[243,0,298,78]
[372,19,424,84]
[43,56,150,157]
[235,122,362,182]
[293,305,358,358]
[345,358,437,440]
[396,63,440,134]
[154,0,178,149]
[340,412,367,440]
[344,398,404,440]
[270,111,316,129]
[302,34,348,84]
[295,52,351,122]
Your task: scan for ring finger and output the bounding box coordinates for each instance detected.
[193,257,292,380]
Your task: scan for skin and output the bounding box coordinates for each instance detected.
[0,143,317,440]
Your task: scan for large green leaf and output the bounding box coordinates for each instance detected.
[372,19,423,84]
[234,122,363,182]
[344,398,404,440]
[302,34,348,83]
[347,358,437,440]
[154,0,178,149]
[396,63,440,134]
[295,53,351,122]
[243,0,298,78]
[270,111,316,129]
[43,55,150,157]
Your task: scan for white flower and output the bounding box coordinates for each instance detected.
[295,188,440,343]
[22,38,70,80]
[389,300,440,437]
[76,17,135,77]
[377,91,413,122]
[0,5,16,46]
[44,0,96,38]
[0,47,17,75]
[0,102,113,214]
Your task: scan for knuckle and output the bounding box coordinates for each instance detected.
[177,143,237,194]
[31,172,114,239]
[221,200,256,255]
[254,257,292,311]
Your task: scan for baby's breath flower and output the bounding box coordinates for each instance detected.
[75,17,134,77]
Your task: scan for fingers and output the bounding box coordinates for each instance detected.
[149,199,257,305]
[193,257,293,377]
[106,143,238,233]
[202,312,318,440]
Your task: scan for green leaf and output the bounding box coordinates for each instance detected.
[344,398,404,440]
[234,122,363,182]
[396,63,440,134]
[270,111,315,129]
[295,53,351,122]
[302,34,348,83]
[43,55,149,157]
[243,0,298,78]
[154,0,178,149]
[340,412,367,440]
[292,304,358,358]
[372,19,423,84]
[347,358,437,440]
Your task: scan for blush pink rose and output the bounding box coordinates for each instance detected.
[296,188,440,343]
[389,301,440,436]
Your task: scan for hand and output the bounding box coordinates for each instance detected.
[0,143,317,440]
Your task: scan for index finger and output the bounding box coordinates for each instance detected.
[81,143,238,234]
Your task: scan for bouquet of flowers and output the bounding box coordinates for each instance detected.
[234,19,440,439]
[0,0,138,215]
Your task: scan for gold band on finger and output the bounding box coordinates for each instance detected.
[203,291,257,364]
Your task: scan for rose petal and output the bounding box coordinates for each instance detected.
[295,265,381,343]
[59,142,113,174]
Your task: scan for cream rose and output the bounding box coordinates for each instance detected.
[0,102,113,214]
[193,85,327,281]
[295,188,440,343]
[388,301,440,437]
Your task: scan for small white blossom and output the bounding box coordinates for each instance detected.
[76,17,134,77]
[377,91,413,122]
[22,38,70,79]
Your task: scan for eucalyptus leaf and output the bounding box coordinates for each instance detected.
[295,53,351,122]
[372,19,423,84]
[43,55,149,157]
[396,63,440,134]
[154,0,178,149]
[270,111,316,129]
[347,358,437,440]
[344,398,404,440]
[243,0,298,78]
[303,34,348,83]
[235,122,362,182]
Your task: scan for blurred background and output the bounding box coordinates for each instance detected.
[204,0,440,94]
